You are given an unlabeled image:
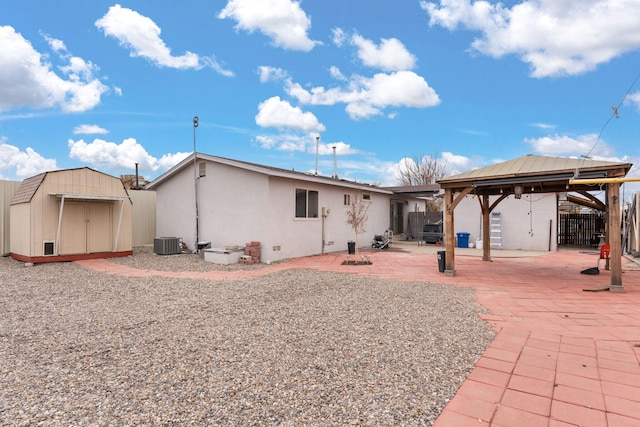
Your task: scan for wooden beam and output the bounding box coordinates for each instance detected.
[444,188,456,276]
[573,191,606,211]
[482,194,491,261]
[608,182,623,291]
[489,193,510,213]
[447,186,475,213]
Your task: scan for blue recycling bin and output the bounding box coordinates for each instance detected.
[456,232,470,248]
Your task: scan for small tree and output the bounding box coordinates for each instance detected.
[345,192,370,254]
[395,154,449,211]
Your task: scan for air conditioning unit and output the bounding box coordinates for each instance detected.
[154,237,180,255]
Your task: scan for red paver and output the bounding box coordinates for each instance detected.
[75,247,640,426]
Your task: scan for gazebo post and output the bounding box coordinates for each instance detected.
[608,182,624,292]
[482,194,491,261]
[444,188,456,276]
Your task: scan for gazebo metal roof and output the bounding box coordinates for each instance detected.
[437,154,632,196]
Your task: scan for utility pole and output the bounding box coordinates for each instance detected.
[315,136,319,175]
[193,116,199,251]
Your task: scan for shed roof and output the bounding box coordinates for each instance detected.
[10,168,131,205]
[9,173,46,205]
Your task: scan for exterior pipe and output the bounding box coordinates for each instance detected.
[569,177,640,185]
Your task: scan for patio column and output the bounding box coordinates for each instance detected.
[482,194,491,261]
[608,182,623,292]
[444,188,456,276]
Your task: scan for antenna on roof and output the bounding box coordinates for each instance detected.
[315,136,319,175]
[332,146,338,179]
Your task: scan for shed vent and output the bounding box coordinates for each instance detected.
[154,237,180,255]
[43,241,55,256]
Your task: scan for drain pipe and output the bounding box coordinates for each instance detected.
[321,207,329,254]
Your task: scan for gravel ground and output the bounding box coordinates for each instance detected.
[1,249,495,426]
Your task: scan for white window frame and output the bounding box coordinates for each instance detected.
[295,188,319,219]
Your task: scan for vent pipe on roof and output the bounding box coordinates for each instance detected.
[315,136,319,175]
[332,146,338,179]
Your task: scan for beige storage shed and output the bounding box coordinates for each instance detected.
[10,167,132,263]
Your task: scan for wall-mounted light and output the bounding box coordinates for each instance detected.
[514,185,523,199]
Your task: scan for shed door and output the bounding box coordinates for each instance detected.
[59,203,87,255]
[87,202,112,253]
[59,202,113,254]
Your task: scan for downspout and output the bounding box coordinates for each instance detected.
[321,207,328,254]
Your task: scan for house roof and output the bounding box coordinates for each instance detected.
[147,152,396,194]
[10,167,131,205]
[381,184,441,197]
[437,155,632,195]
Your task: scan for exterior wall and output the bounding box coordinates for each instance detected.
[153,161,270,252]
[10,168,132,261]
[453,193,558,251]
[0,180,21,256]
[8,203,30,257]
[153,159,400,263]
[197,161,270,251]
[154,165,197,249]
[129,190,156,246]
[263,178,393,263]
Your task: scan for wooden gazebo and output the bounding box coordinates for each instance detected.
[437,155,632,291]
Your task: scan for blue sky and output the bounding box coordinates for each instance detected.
[1,0,640,199]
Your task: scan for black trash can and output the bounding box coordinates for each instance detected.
[347,241,355,254]
[437,251,446,273]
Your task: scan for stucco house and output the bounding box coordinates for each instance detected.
[10,168,133,263]
[147,153,426,263]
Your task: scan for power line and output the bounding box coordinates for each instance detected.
[581,70,640,167]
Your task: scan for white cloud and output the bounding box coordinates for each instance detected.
[218,0,319,52]
[256,134,307,152]
[625,91,640,111]
[351,33,417,71]
[157,152,192,170]
[525,133,614,157]
[0,26,108,113]
[0,141,57,179]
[96,4,233,76]
[258,66,289,83]
[255,96,326,132]
[73,124,109,135]
[531,122,556,130]
[316,141,359,156]
[329,66,347,81]
[68,137,189,172]
[421,0,640,77]
[441,151,475,174]
[332,27,347,47]
[255,133,359,157]
[286,70,440,119]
